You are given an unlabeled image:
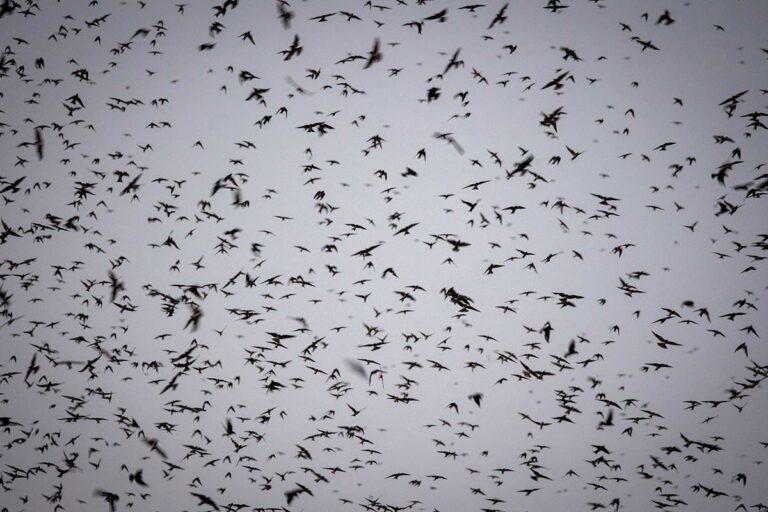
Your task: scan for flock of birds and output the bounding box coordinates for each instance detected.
[0,0,767,511]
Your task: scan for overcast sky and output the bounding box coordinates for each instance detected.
[1,1,767,511]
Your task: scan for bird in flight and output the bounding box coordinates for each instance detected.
[0,2,765,512]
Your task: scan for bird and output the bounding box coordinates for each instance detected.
[0,2,765,512]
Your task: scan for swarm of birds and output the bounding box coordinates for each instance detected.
[0,1,767,511]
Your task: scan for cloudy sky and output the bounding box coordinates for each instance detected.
[1,1,767,511]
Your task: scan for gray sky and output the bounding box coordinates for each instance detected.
[1,1,767,511]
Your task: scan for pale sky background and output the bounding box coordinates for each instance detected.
[1,1,767,511]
